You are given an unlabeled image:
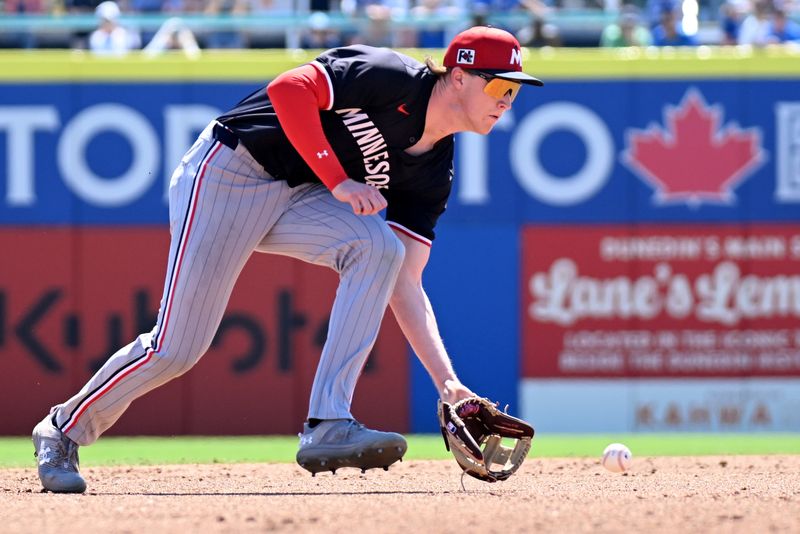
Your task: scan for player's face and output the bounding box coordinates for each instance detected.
[462,70,520,134]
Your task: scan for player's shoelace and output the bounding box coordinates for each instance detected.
[37,434,79,471]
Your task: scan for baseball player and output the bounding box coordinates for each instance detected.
[32,25,543,492]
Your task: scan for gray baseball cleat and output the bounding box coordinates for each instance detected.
[296,419,407,476]
[32,414,87,493]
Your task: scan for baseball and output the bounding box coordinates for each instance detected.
[602,443,632,473]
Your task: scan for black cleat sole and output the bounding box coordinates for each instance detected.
[298,444,407,476]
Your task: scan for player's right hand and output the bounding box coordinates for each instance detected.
[332,179,388,216]
[440,378,476,405]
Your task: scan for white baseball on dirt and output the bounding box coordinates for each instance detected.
[602,443,632,473]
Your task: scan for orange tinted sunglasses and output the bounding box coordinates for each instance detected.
[468,70,521,102]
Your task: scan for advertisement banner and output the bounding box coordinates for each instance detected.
[0,228,409,435]
[520,378,800,432]
[522,224,800,379]
[2,82,799,226]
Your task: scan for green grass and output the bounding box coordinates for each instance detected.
[3,433,799,469]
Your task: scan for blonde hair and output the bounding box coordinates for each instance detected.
[425,56,448,76]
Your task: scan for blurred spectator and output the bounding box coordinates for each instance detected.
[4,0,48,48]
[310,0,336,9]
[517,15,562,47]
[645,0,676,28]
[130,0,167,45]
[4,0,47,13]
[719,0,748,45]
[300,11,345,48]
[65,0,104,48]
[64,0,102,13]
[467,0,548,38]
[469,2,491,29]
[652,7,698,45]
[411,0,466,48]
[341,0,411,17]
[600,4,653,46]
[143,17,202,58]
[738,0,773,45]
[768,8,800,42]
[128,0,169,42]
[163,0,206,11]
[349,3,396,47]
[470,0,546,22]
[246,0,298,47]
[130,0,164,12]
[203,0,249,48]
[88,1,141,55]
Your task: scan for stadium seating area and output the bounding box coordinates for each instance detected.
[0,0,798,51]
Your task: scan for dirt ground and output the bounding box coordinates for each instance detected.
[2,456,798,533]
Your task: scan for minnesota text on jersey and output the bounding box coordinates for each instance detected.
[337,108,391,189]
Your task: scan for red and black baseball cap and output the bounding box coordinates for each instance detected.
[443,26,544,87]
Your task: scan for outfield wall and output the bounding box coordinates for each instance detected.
[0,49,798,435]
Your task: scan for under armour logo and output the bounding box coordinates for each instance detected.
[38,446,53,465]
[317,150,329,159]
[456,49,475,65]
[299,435,313,446]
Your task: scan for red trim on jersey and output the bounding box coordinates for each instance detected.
[387,221,432,247]
[155,142,220,353]
[62,142,220,435]
[63,350,154,434]
[267,64,348,191]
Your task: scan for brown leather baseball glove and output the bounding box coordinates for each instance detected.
[437,396,534,482]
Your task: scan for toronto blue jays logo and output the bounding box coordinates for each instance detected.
[623,88,766,207]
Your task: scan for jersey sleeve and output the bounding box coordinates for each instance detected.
[312,46,416,111]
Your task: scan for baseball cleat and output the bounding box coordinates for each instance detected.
[32,413,86,493]
[296,419,407,476]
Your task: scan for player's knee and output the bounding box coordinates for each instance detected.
[340,223,404,275]
[370,228,404,274]
[150,346,204,378]
[170,357,198,379]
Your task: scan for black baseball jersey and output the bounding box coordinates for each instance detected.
[217,45,454,242]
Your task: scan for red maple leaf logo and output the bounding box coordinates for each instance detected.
[623,89,765,206]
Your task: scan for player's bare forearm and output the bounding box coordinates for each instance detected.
[390,276,453,384]
[388,231,475,403]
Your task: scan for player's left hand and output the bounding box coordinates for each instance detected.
[440,378,475,405]
[437,396,535,483]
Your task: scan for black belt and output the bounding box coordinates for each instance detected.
[212,122,239,151]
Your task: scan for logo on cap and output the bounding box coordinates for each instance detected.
[456,49,475,65]
[510,48,522,66]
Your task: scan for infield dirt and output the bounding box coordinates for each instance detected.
[2,456,798,533]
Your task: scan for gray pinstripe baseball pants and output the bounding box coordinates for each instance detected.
[53,121,405,445]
